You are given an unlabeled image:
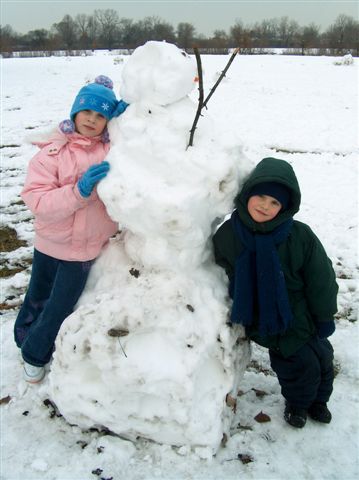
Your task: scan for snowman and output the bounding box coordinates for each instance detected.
[48,41,250,453]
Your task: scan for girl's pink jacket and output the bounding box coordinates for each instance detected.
[21,129,118,262]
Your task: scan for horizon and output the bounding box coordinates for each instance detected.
[2,1,358,37]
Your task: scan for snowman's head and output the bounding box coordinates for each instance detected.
[119,41,198,106]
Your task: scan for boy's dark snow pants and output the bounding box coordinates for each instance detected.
[269,336,334,409]
[14,249,93,367]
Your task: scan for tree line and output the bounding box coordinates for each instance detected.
[1,9,358,55]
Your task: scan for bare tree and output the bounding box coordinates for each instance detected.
[26,29,49,50]
[211,30,229,48]
[75,14,88,37]
[252,18,278,47]
[177,22,196,50]
[75,14,91,49]
[230,20,244,45]
[229,20,252,50]
[118,18,136,47]
[53,14,79,49]
[151,19,176,43]
[300,23,320,53]
[325,14,359,53]
[278,16,300,47]
[87,15,99,50]
[135,16,176,45]
[0,24,18,51]
[95,9,120,49]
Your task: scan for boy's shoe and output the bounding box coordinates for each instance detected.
[23,362,45,384]
[284,403,307,428]
[308,402,332,424]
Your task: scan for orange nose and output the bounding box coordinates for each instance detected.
[194,76,199,82]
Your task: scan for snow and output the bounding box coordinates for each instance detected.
[47,41,250,453]
[119,41,198,106]
[1,48,358,480]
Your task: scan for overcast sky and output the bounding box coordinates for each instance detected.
[1,1,358,36]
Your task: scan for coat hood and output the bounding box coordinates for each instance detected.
[31,128,104,152]
[235,157,301,232]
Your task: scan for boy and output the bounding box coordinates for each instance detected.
[213,157,338,428]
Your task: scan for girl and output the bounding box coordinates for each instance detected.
[14,75,128,383]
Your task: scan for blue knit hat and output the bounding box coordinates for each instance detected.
[70,75,128,121]
[248,182,291,210]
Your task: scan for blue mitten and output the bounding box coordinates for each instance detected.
[113,99,129,117]
[316,320,335,339]
[78,161,110,198]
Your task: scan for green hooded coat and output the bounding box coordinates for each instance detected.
[213,157,338,357]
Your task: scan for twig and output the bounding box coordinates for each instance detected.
[202,47,240,110]
[118,337,128,358]
[187,47,240,147]
[187,47,204,148]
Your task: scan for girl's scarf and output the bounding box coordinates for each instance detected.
[230,210,293,337]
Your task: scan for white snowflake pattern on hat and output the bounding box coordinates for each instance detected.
[70,76,124,121]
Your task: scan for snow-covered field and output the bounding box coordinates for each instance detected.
[1,50,358,480]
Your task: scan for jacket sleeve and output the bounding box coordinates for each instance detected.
[302,226,338,322]
[21,149,88,223]
[212,221,236,281]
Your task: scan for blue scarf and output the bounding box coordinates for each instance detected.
[230,211,293,337]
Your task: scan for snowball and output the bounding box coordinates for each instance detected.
[119,41,198,105]
[333,53,354,66]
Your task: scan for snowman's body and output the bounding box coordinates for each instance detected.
[49,41,250,453]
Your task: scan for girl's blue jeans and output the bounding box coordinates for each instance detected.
[14,249,93,366]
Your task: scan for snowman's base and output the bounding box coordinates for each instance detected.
[48,240,250,453]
